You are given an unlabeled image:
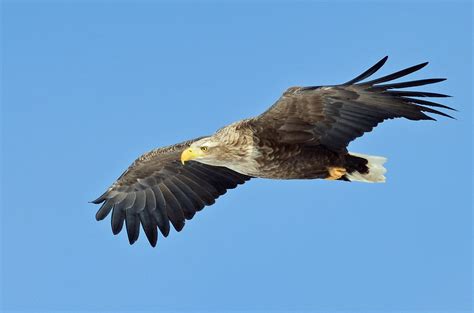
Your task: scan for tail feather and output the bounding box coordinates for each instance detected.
[346,152,387,183]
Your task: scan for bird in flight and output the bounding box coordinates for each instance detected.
[92,56,454,247]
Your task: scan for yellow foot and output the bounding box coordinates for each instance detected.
[326,167,347,180]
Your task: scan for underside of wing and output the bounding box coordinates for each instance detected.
[91,138,251,247]
[255,56,454,151]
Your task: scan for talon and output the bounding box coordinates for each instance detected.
[326,167,347,180]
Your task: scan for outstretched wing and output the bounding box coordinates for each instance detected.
[91,138,251,247]
[254,56,454,151]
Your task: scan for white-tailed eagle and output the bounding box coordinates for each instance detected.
[92,57,453,247]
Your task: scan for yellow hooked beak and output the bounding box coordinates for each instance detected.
[181,148,200,165]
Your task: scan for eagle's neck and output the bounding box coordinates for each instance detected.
[202,122,262,176]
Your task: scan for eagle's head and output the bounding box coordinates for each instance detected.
[180,136,230,166]
[180,122,258,176]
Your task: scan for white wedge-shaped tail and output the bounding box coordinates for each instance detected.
[346,152,387,183]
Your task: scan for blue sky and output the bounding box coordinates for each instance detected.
[1,1,472,312]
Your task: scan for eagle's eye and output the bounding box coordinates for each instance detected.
[200,146,208,152]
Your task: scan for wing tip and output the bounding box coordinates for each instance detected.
[112,227,122,235]
[90,194,107,204]
[147,238,158,247]
[128,236,139,245]
[419,61,429,68]
[95,212,104,221]
[342,55,389,85]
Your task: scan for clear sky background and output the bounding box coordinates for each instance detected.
[1,1,472,312]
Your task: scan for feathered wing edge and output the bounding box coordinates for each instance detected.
[91,157,251,247]
[341,56,455,119]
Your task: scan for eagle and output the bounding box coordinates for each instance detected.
[92,56,454,247]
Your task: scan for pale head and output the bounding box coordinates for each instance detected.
[180,122,258,175]
[180,136,230,166]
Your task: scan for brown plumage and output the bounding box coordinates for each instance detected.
[92,56,454,247]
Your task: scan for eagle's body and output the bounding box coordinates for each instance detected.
[196,119,359,179]
[92,57,454,247]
